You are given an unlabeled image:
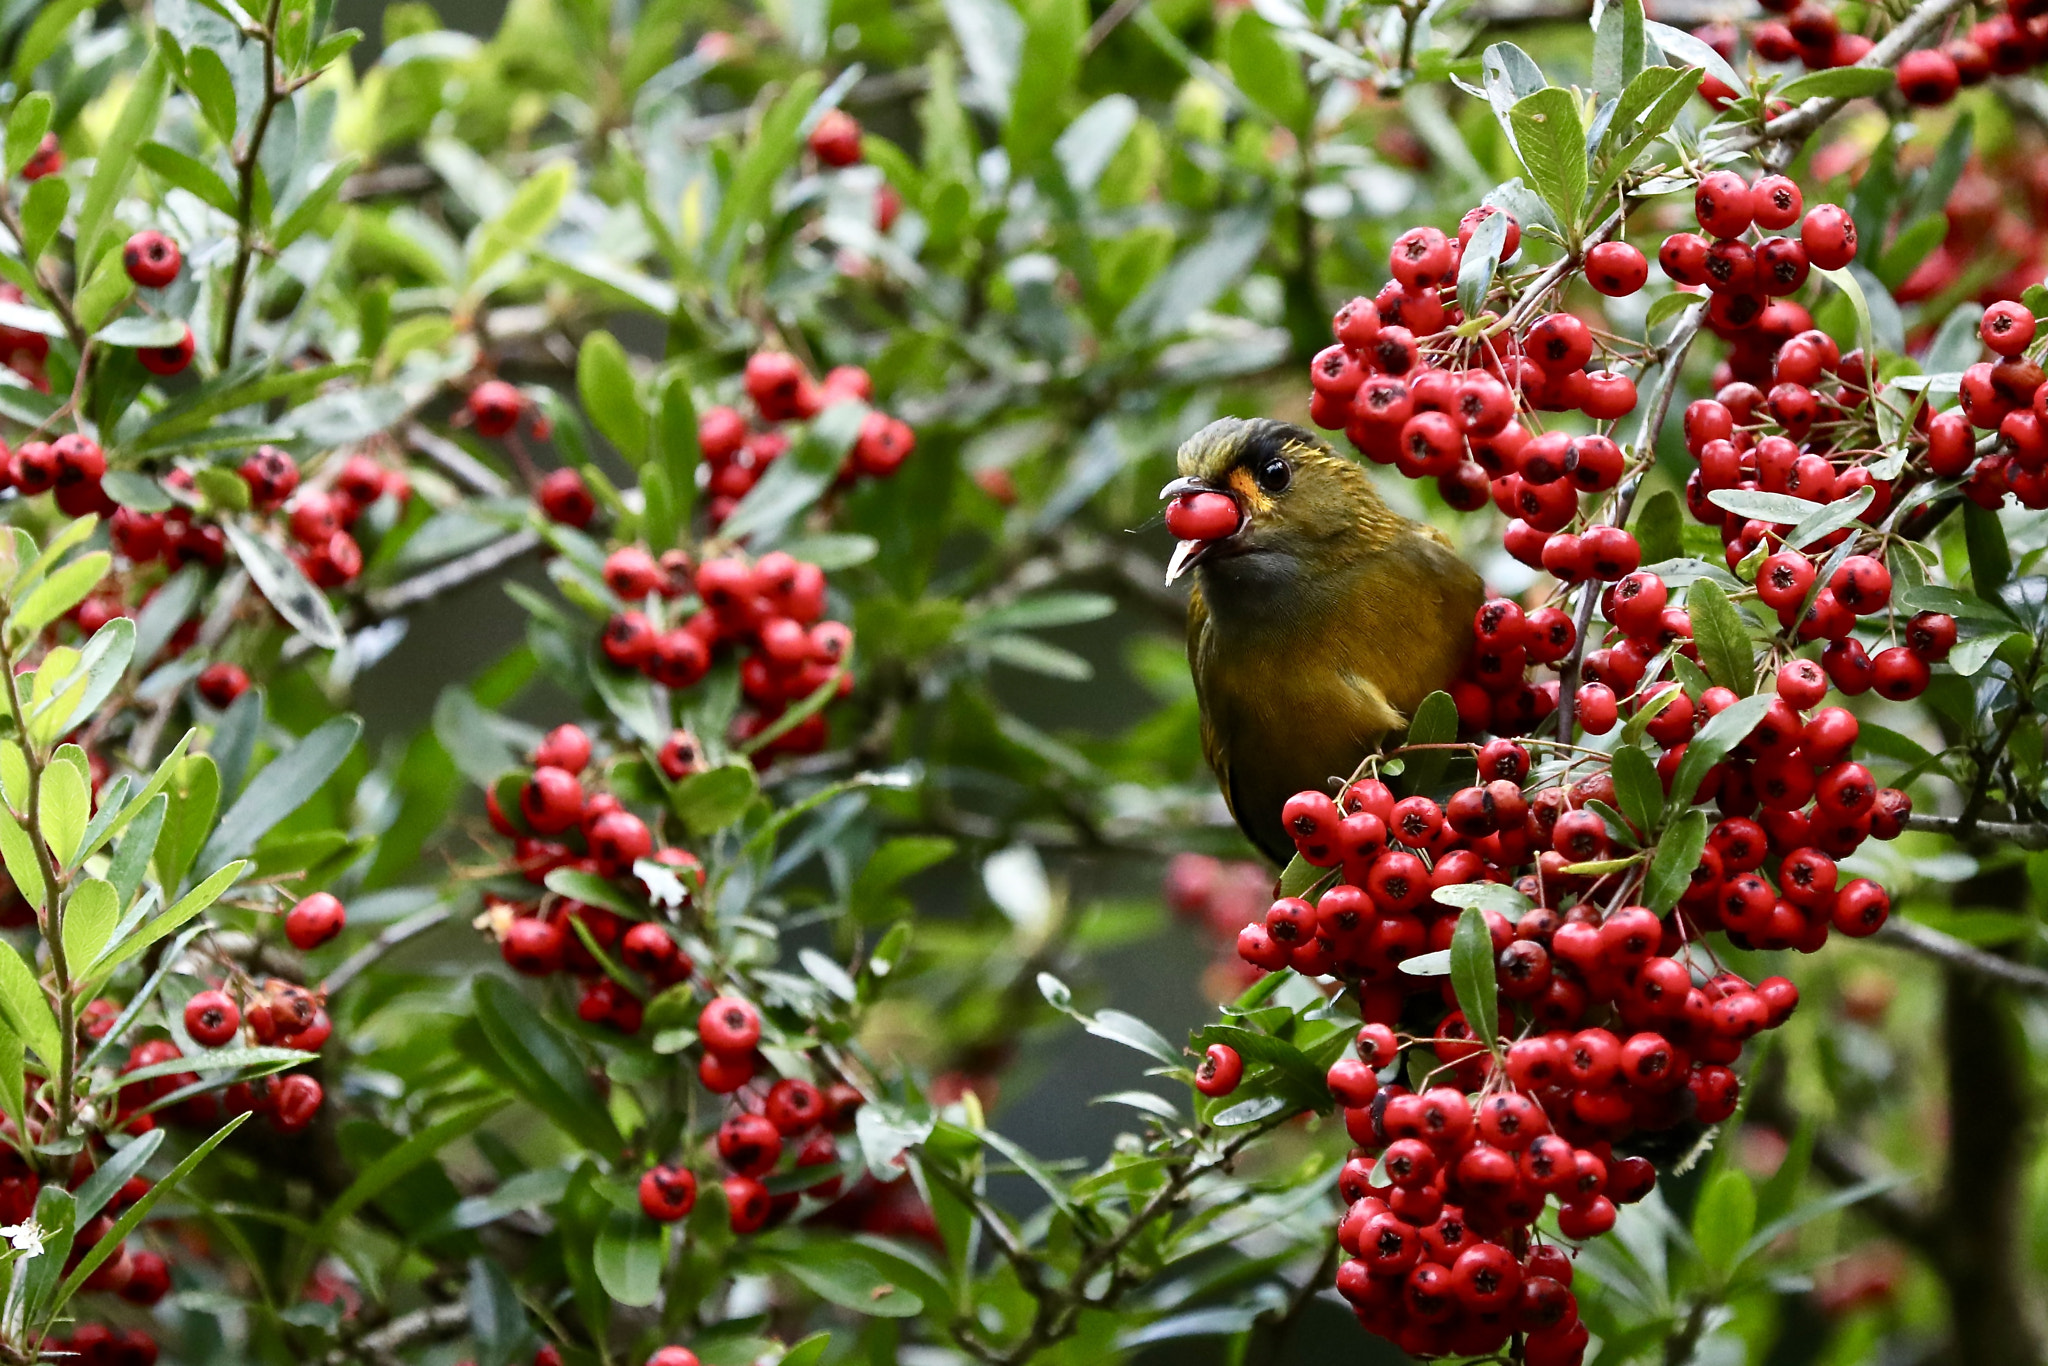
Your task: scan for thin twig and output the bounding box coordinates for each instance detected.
[217,0,288,369]
[319,1300,470,1366]
[1084,0,1148,53]
[1873,916,2048,997]
[1902,813,2048,849]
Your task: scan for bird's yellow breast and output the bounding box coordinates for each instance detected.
[1191,527,1484,862]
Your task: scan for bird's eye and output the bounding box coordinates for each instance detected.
[1255,456,1292,494]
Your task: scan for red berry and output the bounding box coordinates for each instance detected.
[638,1164,698,1222]
[698,995,761,1057]
[123,230,182,288]
[184,990,241,1047]
[1194,1042,1244,1097]
[1585,241,1648,296]
[284,892,345,951]
[537,467,596,527]
[195,662,250,709]
[1801,204,1857,271]
[1751,173,1803,229]
[1694,170,1755,238]
[138,325,195,376]
[1897,47,1961,106]
[501,916,566,975]
[1983,300,2037,357]
[808,108,862,167]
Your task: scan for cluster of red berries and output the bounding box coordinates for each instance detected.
[1918,300,2048,510]
[1303,208,1640,512]
[1702,0,2048,109]
[698,355,915,528]
[600,548,853,761]
[463,382,599,529]
[1219,749,1880,1362]
[40,1324,160,1366]
[483,724,704,1029]
[109,977,332,1137]
[636,998,861,1235]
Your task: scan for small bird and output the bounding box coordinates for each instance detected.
[1165,417,1486,864]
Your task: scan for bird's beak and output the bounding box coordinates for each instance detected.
[1159,476,1241,586]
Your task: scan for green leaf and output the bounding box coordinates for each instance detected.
[469,160,573,282]
[1510,87,1588,236]
[656,373,698,529]
[1400,690,1461,793]
[1645,19,1744,93]
[198,716,361,868]
[1964,502,2011,596]
[5,93,52,179]
[93,859,246,973]
[12,552,111,640]
[850,836,954,921]
[137,142,238,216]
[40,758,87,866]
[151,754,218,893]
[181,47,237,142]
[472,976,622,1153]
[1456,205,1509,318]
[1692,1167,1756,1282]
[1610,744,1663,835]
[70,1127,162,1225]
[1686,579,1753,694]
[1644,809,1708,914]
[12,0,91,87]
[0,806,44,910]
[0,940,56,1069]
[1449,905,1501,1061]
[760,1239,923,1318]
[219,522,346,650]
[57,1114,251,1304]
[1784,485,1875,550]
[60,878,118,968]
[468,1256,530,1366]
[1430,882,1533,919]
[1224,12,1308,132]
[577,331,644,463]
[1278,854,1326,899]
[778,1334,832,1366]
[672,762,760,836]
[711,75,823,263]
[1736,1175,1906,1266]
[967,593,1117,634]
[1592,0,1644,94]
[594,1205,664,1307]
[1774,66,1892,101]
[97,314,187,349]
[20,177,68,264]
[75,47,170,270]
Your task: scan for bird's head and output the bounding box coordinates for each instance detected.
[1160,417,1398,586]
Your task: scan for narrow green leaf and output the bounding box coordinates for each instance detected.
[472,976,622,1153]
[75,48,170,269]
[12,553,111,640]
[1449,905,1500,1061]
[594,1206,665,1307]
[1644,809,1708,914]
[1963,502,2012,596]
[1610,745,1663,835]
[93,859,247,972]
[469,160,573,281]
[1685,579,1753,694]
[1670,692,1775,810]
[0,940,58,1069]
[711,74,823,261]
[198,715,361,868]
[60,878,116,967]
[1692,1167,1756,1281]
[56,1113,251,1304]
[219,522,346,650]
[576,331,644,463]
[5,93,52,179]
